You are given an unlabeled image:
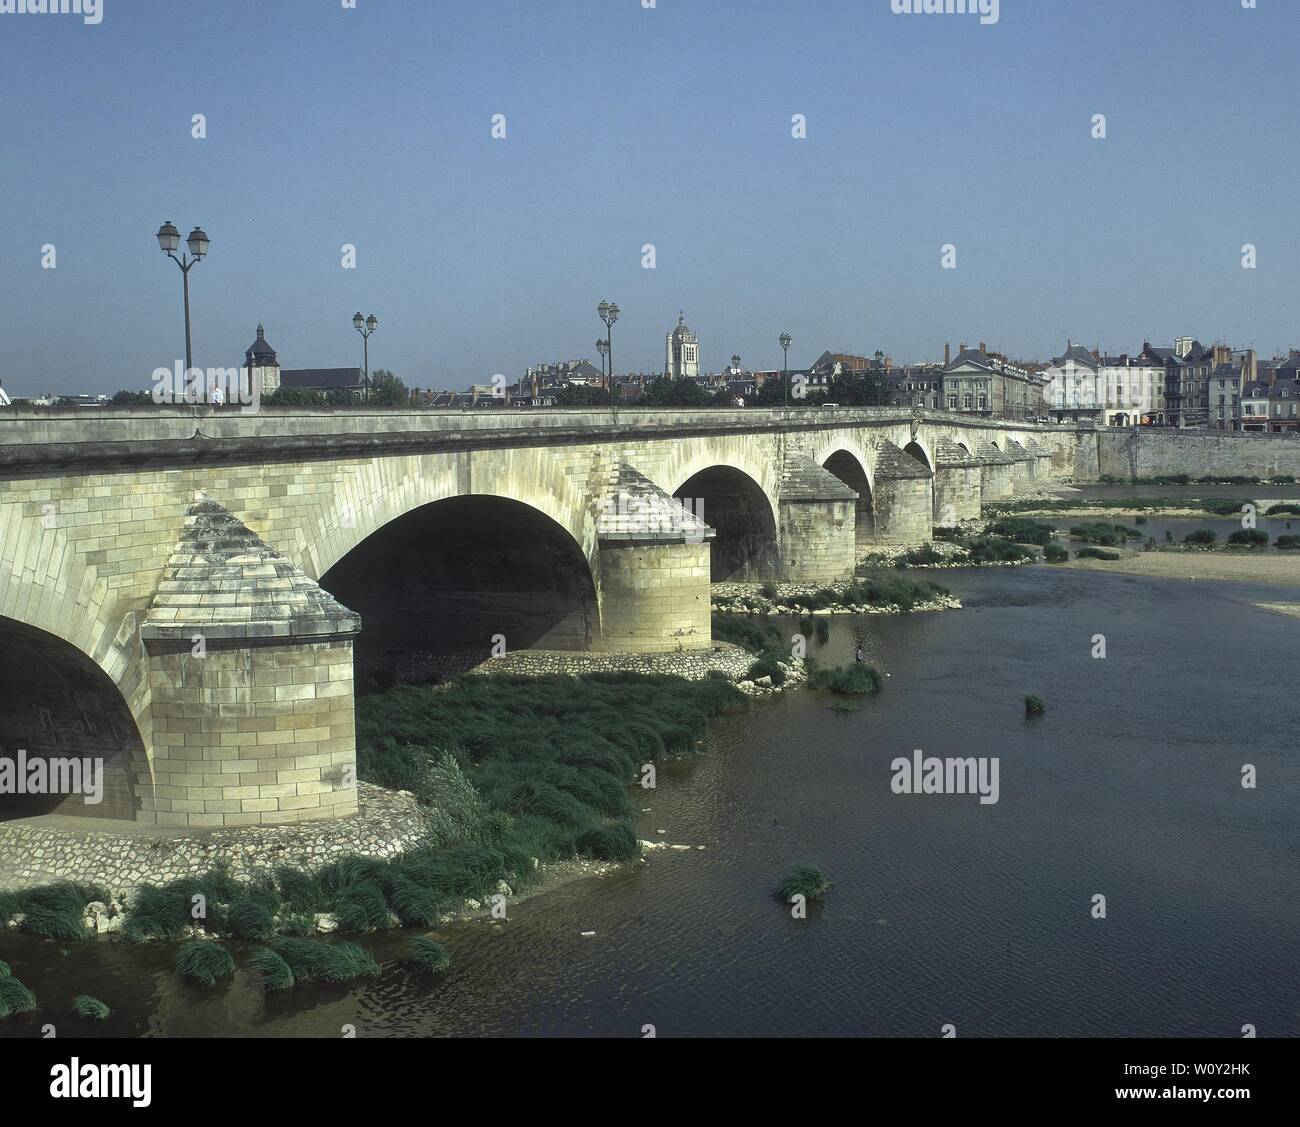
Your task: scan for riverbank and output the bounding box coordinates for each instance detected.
[1056,549,1300,584]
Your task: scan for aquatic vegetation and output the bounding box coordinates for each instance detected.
[0,975,37,1017]
[1076,547,1121,561]
[270,938,381,984]
[406,936,451,975]
[246,947,296,992]
[810,663,883,696]
[1043,543,1069,562]
[13,882,107,942]
[175,940,234,987]
[963,537,1036,564]
[1025,695,1046,716]
[225,897,278,942]
[775,865,832,903]
[985,517,1056,546]
[1183,529,1217,545]
[1227,529,1269,547]
[1275,535,1300,550]
[1068,523,1143,546]
[70,995,111,1021]
[1265,503,1300,516]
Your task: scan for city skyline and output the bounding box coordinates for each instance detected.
[2,0,1298,395]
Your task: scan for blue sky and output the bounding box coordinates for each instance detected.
[1,0,1296,395]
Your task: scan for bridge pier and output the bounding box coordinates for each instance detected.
[1005,440,1039,488]
[1027,440,1055,480]
[776,456,858,582]
[976,442,1017,500]
[139,498,361,829]
[593,465,714,652]
[872,441,935,545]
[932,440,983,526]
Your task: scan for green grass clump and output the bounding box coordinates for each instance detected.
[14,882,107,941]
[775,865,832,903]
[1068,522,1142,546]
[1076,547,1121,561]
[1266,503,1300,516]
[0,960,8,977]
[574,822,640,861]
[1275,535,1300,550]
[1025,695,1046,716]
[406,936,451,975]
[1201,498,1256,516]
[964,536,1036,564]
[893,543,946,567]
[1227,529,1269,547]
[70,995,111,1021]
[933,525,963,541]
[1183,529,1217,545]
[810,663,883,696]
[270,938,381,984]
[226,897,278,941]
[247,947,296,992]
[0,975,37,1017]
[1270,475,1296,484]
[986,517,1056,546]
[1043,543,1069,563]
[175,940,235,987]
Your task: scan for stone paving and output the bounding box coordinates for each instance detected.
[0,782,425,896]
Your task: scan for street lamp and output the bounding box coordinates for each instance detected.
[156,220,210,377]
[596,338,610,379]
[353,312,378,395]
[779,332,792,407]
[598,300,619,411]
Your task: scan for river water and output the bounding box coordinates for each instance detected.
[2,566,1297,1038]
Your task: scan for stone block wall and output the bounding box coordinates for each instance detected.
[594,541,711,653]
[777,498,856,582]
[933,465,981,524]
[1097,429,1300,480]
[146,639,357,828]
[980,462,1015,500]
[874,478,934,545]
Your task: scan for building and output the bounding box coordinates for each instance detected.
[1042,344,1166,427]
[664,312,700,379]
[941,343,1045,420]
[243,324,365,398]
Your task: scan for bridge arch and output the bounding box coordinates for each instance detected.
[903,439,934,471]
[319,492,600,689]
[671,465,778,582]
[819,448,875,549]
[0,616,149,822]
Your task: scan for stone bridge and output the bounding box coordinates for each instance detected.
[0,406,1083,831]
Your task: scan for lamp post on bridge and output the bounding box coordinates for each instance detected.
[779,332,792,408]
[353,312,378,398]
[597,300,619,415]
[596,338,609,381]
[155,220,210,381]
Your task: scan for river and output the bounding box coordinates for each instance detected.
[2,565,1297,1038]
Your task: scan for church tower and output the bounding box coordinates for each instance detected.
[244,323,280,397]
[664,311,700,379]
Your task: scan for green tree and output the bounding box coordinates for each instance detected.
[365,369,408,407]
[263,386,327,407]
[554,384,613,407]
[111,389,153,406]
[640,377,731,408]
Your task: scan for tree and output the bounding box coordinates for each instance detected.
[365,368,408,407]
[555,384,613,407]
[111,389,153,406]
[263,386,327,407]
[639,376,728,408]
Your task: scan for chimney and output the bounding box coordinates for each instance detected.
[979,340,986,354]
[944,343,950,366]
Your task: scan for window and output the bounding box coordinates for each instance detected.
[963,394,973,409]
[978,395,987,411]
[947,395,958,410]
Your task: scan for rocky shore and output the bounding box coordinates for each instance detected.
[710,580,962,617]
